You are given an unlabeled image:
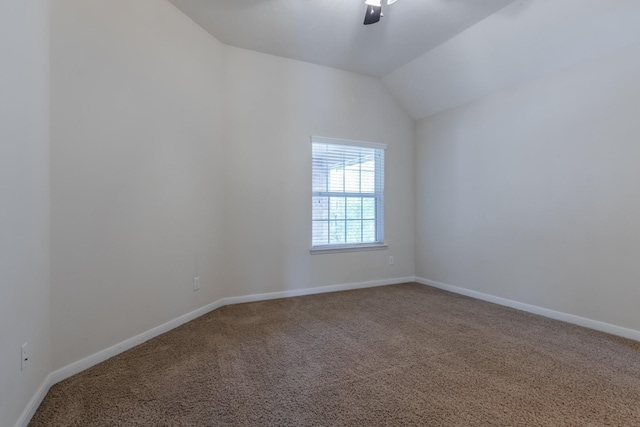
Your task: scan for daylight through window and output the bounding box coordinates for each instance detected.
[312,137,386,249]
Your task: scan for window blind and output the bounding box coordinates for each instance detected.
[311,137,386,248]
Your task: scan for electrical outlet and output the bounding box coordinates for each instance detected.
[21,342,29,371]
[388,256,395,265]
[193,276,200,291]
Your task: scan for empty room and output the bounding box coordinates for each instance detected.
[3,0,640,425]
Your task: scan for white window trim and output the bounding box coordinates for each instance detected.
[311,136,388,151]
[310,136,387,254]
[310,243,388,255]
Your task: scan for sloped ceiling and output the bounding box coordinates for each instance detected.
[167,0,515,77]
[383,0,640,120]
[168,0,640,120]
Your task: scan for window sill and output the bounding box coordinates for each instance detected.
[310,243,388,255]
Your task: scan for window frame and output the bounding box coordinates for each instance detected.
[310,136,388,254]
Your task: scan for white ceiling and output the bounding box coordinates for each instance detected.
[167,0,640,119]
[167,0,515,77]
[383,0,640,119]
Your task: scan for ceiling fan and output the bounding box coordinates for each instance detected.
[363,0,398,25]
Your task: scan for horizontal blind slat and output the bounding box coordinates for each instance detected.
[312,140,385,247]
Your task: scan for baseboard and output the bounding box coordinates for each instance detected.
[48,298,228,386]
[18,275,638,427]
[51,277,414,385]
[50,276,413,385]
[14,373,54,427]
[218,277,416,306]
[416,277,640,342]
[14,298,226,427]
[17,276,412,427]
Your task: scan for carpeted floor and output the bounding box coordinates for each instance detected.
[30,283,640,426]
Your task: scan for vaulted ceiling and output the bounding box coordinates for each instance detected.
[167,0,640,120]
[167,0,515,77]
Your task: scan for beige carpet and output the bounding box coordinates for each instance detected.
[30,283,640,426]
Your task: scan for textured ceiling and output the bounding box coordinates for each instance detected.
[167,0,515,77]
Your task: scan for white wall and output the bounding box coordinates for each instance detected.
[223,47,415,297]
[0,1,51,426]
[13,1,640,424]
[50,1,415,372]
[50,0,227,369]
[415,40,640,332]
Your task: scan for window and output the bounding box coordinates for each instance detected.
[311,136,387,253]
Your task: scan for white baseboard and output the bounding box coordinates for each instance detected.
[48,299,228,386]
[416,277,640,342]
[15,276,413,427]
[14,373,54,427]
[218,277,416,306]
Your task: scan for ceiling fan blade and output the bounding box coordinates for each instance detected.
[363,5,382,25]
